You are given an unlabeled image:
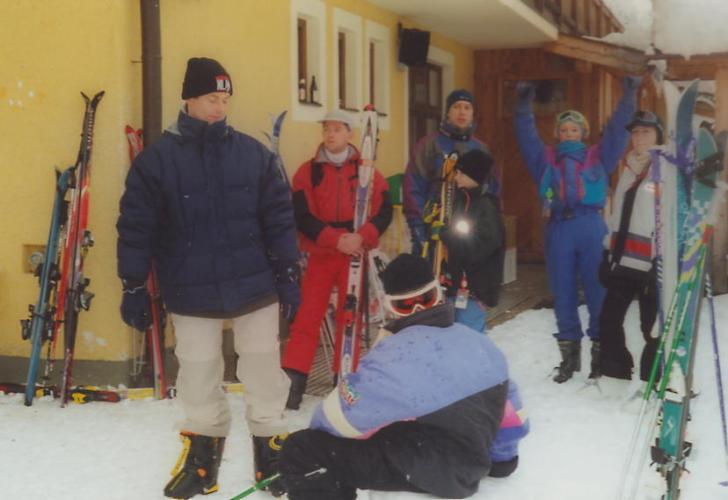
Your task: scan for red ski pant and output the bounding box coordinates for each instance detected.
[282,252,354,375]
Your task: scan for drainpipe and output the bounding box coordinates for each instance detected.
[140,0,162,145]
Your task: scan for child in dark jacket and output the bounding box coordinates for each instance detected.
[440,149,505,333]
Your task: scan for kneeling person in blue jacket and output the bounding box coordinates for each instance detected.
[278,254,529,499]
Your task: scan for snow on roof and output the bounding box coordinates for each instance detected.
[601,0,728,58]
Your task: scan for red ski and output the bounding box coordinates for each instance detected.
[125,125,168,400]
[338,105,379,380]
[58,91,104,407]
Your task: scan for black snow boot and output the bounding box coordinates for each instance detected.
[588,340,601,379]
[640,338,661,383]
[553,340,581,383]
[163,432,225,499]
[601,347,634,380]
[284,368,308,410]
[253,433,289,497]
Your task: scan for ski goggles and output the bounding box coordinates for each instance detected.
[556,110,587,125]
[384,280,443,317]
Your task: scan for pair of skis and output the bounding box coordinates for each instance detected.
[421,152,458,279]
[618,80,727,500]
[124,126,168,400]
[338,105,379,381]
[21,91,104,407]
[0,382,121,404]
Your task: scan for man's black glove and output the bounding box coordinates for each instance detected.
[121,280,152,331]
[515,81,536,103]
[409,223,426,257]
[275,264,301,321]
[623,75,642,93]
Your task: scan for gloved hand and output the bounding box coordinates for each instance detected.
[623,75,642,93]
[275,263,301,321]
[121,282,152,331]
[439,224,452,246]
[515,81,536,103]
[277,282,300,321]
[409,223,426,257]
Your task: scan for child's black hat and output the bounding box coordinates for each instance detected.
[380,254,433,295]
[455,149,494,186]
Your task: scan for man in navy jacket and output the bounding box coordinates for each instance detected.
[117,57,299,499]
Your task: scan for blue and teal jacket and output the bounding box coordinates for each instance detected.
[513,90,636,218]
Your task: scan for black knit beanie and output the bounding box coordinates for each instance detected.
[446,89,474,112]
[181,57,233,99]
[455,149,493,186]
[380,254,434,295]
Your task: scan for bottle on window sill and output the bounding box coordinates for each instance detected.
[309,75,318,104]
[298,78,307,102]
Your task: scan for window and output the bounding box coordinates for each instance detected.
[297,18,307,92]
[338,32,347,108]
[290,0,326,121]
[403,45,453,164]
[364,20,390,129]
[333,8,362,118]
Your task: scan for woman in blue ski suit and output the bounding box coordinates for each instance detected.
[513,76,640,383]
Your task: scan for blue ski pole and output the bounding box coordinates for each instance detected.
[706,272,728,486]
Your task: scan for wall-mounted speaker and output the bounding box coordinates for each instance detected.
[398,27,430,67]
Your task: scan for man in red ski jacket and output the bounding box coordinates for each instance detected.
[282,109,392,410]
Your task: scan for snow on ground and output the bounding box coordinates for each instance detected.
[2,296,728,500]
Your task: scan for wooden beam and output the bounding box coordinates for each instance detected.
[653,53,728,81]
[543,34,645,73]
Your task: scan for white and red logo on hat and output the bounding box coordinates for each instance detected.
[216,75,231,93]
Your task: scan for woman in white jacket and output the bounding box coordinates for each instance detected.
[597,110,664,381]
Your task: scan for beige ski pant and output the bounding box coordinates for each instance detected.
[171,302,290,438]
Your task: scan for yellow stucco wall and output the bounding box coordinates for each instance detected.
[0,0,473,364]
[0,0,140,361]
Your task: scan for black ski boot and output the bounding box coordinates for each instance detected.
[253,433,288,497]
[588,340,601,379]
[601,347,634,380]
[640,338,661,382]
[163,432,225,499]
[284,368,308,410]
[553,340,581,383]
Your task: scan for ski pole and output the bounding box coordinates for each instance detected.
[706,273,728,484]
[229,473,280,499]
[229,467,326,499]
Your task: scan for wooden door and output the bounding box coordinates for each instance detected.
[408,64,443,153]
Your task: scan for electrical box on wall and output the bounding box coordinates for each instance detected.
[22,244,46,274]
